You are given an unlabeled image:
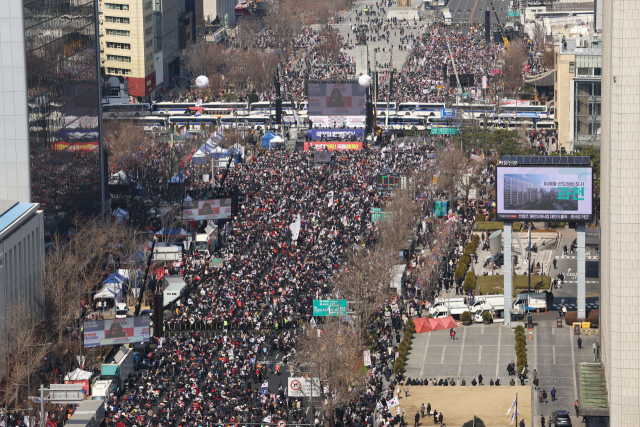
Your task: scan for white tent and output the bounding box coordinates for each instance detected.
[94,283,123,303]
[112,207,129,225]
[65,368,93,381]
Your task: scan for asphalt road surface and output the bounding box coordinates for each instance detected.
[446,0,510,25]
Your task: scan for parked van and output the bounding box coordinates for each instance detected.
[115,303,128,319]
[470,295,505,317]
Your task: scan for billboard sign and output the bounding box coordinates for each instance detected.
[288,377,321,397]
[313,299,347,316]
[182,199,232,220]
[496,166,593,221]
[376,172,408,191]
[83,316,150,348]
[303,141,362,151]
[313,152,333,163]
[307,129,364,139]
[307,82,367,116]
[440,108,457,119]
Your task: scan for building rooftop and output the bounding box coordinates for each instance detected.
[577,362,609,417]
[0,201,37,233]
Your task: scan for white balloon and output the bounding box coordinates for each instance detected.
[195,75,210,89]
[358,74,372,87]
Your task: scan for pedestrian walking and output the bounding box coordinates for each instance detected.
[562,306,567,317]
[404,384,409,398]
[575,400,580,417]
[478,374,483,385]
[578,337,583,349]
[538,391,543,404]
[533,377,539,390]
[563,245,567,255]
[520,419,525,427]
[542,390,548,404]
[540,415,545,427]
[438,413,443,427]
[420,404,426,418]
[520,374,525,386]
[414,412,420,427]
[553,259,557,269]
[550,387,556,401]
[547,416,553,427]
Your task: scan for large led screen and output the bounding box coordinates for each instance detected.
[183,199,233,220]
[307,82,366,116]
[83,316,150,348]
[496,166,593,221]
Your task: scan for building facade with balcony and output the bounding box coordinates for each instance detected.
[99,0,156,101]
[554,36,602,152]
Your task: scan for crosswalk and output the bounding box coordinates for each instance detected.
[552,301,599,310]
[555,255,599,260]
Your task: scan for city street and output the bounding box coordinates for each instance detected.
[445,0,509,25]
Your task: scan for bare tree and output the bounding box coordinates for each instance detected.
[181,43,227,79]
[541,41,555,69]
[500,40,527,92]
[433,145,474,209]
[236,19,261,50]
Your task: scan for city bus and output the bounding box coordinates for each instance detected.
[249,101,297,113]
[378,115,427,130]
[397,102,445,116]
[498,104,549,119]
[168,115,219,130]
[153,101,248,115]
[220,115,271,130]
[102,103,151,117]
[375,101,397,116]
[451,103,496,119]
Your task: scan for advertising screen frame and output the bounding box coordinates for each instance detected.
[83,316,150,348]
[182,199,233,220]
[376,172,408,191]
[495,165,593,222]
[306,81,366,116]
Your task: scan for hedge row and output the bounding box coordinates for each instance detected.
[455,236,481,280]
[514,326,527,376]
[394,321,416,375]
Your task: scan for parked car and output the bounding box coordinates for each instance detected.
[552,410,572,426]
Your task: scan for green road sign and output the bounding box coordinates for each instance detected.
[430,127,459,135]
[371,208,382,212]
[507,9,520,16]
[210,258,223,268]
[313,299,348,316]
[371,212,393,223]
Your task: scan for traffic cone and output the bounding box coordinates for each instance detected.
[545,307,547,314]
[537,308,539,314]
[529,329,532,340]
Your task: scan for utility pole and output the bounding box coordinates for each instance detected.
[444,35,462,104]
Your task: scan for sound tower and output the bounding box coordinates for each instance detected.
[153,294,163,338]
[274,76,282,125]
[442,64,447,81]
[485,11,491,43]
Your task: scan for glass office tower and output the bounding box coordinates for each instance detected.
[23,0,106,231]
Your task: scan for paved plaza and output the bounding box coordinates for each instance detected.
[403,319,601,425]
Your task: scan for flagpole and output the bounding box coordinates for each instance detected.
[515,393,518,426]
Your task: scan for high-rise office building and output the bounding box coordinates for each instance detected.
[0,0,106,231]
[99,0,156,100]
[601,0,640,425]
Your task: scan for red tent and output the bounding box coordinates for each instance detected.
[428,318,445,331]
[441,316,458,329]
[412,317,433,334]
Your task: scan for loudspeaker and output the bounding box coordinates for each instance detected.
[442,64,447,80]
[153,294,163,338]
[274,77,282,125]
[231,186,239,216]
[485,11,491,43]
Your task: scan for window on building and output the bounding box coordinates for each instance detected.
[145,1,152,10]
[146,64,155,74]
[106,16,130,24]
[106,42,131,49]
[145,27,153,36]
[574,81,601,140]
[144,14,152,23]
[146,52,153,61]
[107,67,132,75]
[106,29,131,37]
[105,3,129,10]
[107,54,131,62]
[569,62,575,73]
[145,39,153,48]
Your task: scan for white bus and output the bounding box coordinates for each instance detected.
[397,102,445,117]
[378,115,427,130]
[498,104,549,119]
[168,115,219,130]
[451,103,496,119]
[220,115,270,130]
[102,103,151,117]
[249,101,297,113]
[310,116,366,129]
[374,101,397,116]
[154,101,248,115]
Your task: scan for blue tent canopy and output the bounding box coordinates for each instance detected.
[103,272,126,285]
[169,172,188,184]
[261,131,277,148]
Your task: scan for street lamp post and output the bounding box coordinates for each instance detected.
[27,343,52,423]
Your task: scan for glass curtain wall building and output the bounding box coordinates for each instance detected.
[24,0,106,231]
